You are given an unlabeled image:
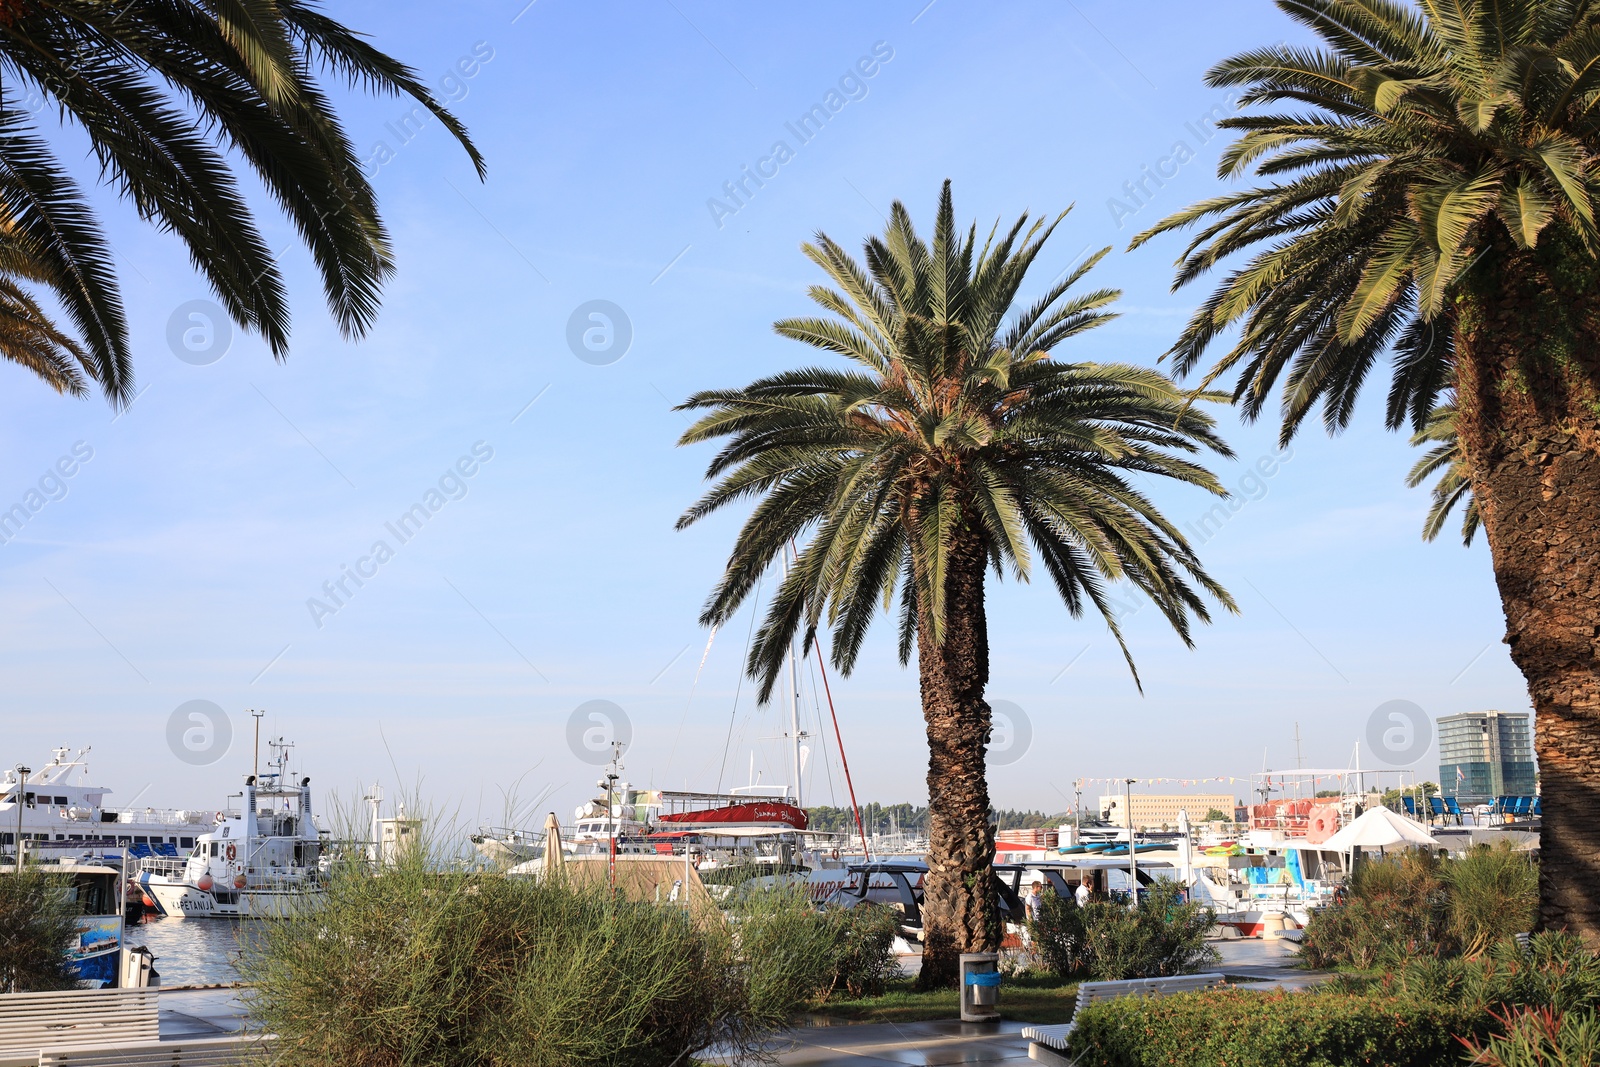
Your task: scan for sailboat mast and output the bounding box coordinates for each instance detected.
[784,548,803,809]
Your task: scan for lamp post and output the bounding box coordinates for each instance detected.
[13,765,30,871]
[1124,778,1138,910]
[601,742,624,888]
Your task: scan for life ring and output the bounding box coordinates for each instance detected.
[225,843,237,861]
[1306,805,1340,844]
[214,812,224,823]
[831,848,840,861]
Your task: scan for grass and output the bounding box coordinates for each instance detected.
[800,973,1082,1025]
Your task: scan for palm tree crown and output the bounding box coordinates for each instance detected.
[677,182,1237,698]
[1130,0,1600,438]
[0,0,482,403]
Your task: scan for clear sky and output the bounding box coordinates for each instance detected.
[0,0,1532,828]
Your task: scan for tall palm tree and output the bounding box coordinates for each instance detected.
[676,183,1236,986]
[1130,0,1600,938]
[0,0,482,405]
[1405,399,1481,546]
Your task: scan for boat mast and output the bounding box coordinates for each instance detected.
[782,547,806,808]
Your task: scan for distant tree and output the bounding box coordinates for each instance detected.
[1202,808,1231,822]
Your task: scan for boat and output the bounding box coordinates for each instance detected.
[2,748,211,864]
[5,844,148,988]
[136,738,326,919]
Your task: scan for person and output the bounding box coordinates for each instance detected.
[1025,880,1046,923]
[1076,876,1092,909]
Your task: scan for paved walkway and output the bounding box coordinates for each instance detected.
[157,989,252,1040]
[719,1020,1032,1066]
[1213,935,1331,990]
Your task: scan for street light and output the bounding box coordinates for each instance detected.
[12,765,30,872]
[1124,778,1138,910]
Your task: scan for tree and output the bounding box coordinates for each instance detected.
[1202,807,1232,821]
[677,183,1236,985]
[0,869,79,993]
[1132,0,1600,941]
[0,0,482,403]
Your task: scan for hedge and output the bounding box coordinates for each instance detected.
[1064,989,1492,1067]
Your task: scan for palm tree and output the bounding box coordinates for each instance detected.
[676,183,1236,986]
[1405,400,1481,546]
[1130,0,1600,938]
[0,0,482,404]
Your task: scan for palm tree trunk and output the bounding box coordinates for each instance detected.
[1457,229,1600,943]
[914,524,998,989]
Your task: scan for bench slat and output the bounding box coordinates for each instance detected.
[0,989,160,1059]
[40,1036,273,1067]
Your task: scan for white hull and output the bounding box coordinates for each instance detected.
[140,873,324,919]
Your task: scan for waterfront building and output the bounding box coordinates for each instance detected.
[1099,793,1239,830]
[1438,710,1537,803]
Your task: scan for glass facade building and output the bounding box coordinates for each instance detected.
[1438,710,1537,803]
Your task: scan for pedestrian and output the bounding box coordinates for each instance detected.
[1025,879,1046,923]
[1076,876,1091,909]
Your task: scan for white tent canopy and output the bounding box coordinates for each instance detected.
[1322,805,1438,852]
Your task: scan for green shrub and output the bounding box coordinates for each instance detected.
[1032,880,1217,981]
[1327,933,1600,1016]
[1301,846,1536,968]
[0,869,80,993]
[1065,988,1491,1067]
[730,886,900,1013]
[1445,843,1539,956]
[243,859,758,1067]
[1460,1008,1600,1067]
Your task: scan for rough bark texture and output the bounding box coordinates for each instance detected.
[913,525,997,990]
[1456,227,1600,943]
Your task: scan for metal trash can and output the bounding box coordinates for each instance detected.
[958,952,1001,1022]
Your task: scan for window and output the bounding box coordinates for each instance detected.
[134,836,149,844]
[53,796,68,806]
[180,837,194,849]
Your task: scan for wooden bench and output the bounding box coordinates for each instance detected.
[38,1036,274,1066]
[0,990,158,1067]
[1022,972,1227,1066]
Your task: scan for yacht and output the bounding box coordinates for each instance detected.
[2,747,211,861]
[137,739,326,918]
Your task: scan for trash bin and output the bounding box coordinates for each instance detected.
[958,952,1001,1022]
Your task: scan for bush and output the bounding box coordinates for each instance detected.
[1460,1008,1600,1067]
[730,886,900,1012]
[1301,845,1537,968]
[1032,880,1217,981]
[0,869,80,993]
[1326,933,1600,1017]
[1445,843,1539,956]
[1065,988,1490,1067]
[244,860,758,1067]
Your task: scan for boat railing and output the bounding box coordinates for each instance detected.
[242,865,325,889]
[99,807,219,827]
[136,856,187,878]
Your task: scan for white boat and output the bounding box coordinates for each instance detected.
[137,739,326,919]
[2,748,211,861]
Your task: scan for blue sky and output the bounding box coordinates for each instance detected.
[0,1,1531,826]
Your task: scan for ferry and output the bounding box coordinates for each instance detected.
[2,748,211,863]
[137,739,326,919]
